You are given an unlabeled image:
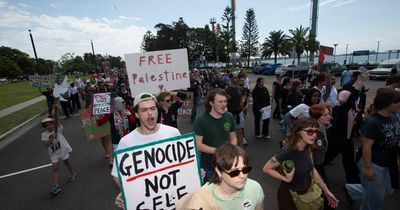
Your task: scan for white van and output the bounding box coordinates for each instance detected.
[369,59,400,80]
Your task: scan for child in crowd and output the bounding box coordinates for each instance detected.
[41,118,77,195]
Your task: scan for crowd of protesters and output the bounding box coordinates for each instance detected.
[39,64,399,210]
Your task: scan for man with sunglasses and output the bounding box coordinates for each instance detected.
[112,92,181,206]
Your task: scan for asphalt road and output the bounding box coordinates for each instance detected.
[0,75,398,210]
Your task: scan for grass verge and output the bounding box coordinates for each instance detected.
[0,100,47,135]
[0,81,42,110]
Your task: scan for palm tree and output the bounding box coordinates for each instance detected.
[305,34,320,64]
[289,25,309,64]
[261,30,287,63]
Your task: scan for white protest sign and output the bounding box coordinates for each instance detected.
[29,75,50,88]
[92,93,111,115]
[261,105,272,120]
[124,48,190,96]
[115,133,202,210]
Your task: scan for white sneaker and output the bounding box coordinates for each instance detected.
[243,138,248,145]
[264,135,271,139]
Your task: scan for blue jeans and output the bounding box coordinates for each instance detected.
[353,160,394,210]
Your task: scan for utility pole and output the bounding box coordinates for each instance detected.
[375,41,380,63]
[91,40,98,72]
[29,29,40,75]
[309,0,319,64]
[333,44,338,62]
[344,44,349,64]
[231,0,236,67]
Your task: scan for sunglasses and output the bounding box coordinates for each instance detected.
[302,129,320,136]
[225,166,252,177]
[163,99,171,103]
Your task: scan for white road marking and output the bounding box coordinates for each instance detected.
[0,163,52,179]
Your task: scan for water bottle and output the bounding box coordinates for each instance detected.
[281,160,294,173]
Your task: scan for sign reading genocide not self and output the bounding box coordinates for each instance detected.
[114,133,202,210]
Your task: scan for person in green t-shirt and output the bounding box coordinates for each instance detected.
[194,88,237,182]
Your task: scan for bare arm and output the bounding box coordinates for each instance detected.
[230,131,237,145]
[312,167,339,208]
[195,135,216,154]
[362,136,375,180]
[262,156,295,183]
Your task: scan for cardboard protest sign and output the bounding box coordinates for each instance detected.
[176,92,193,117]
[92,93,111,115]
[115,133,202,210]
[125,49,190,96]
[79,109,110,141]
[29,75,50,88]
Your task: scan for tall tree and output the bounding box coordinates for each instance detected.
[173,17,190,49]
[141,31,156,52]
[240,8,259,67]
[289,25,309,64]
[0,56,22,79]
[305,34,320,63]
[221,6,234,64]
[261,30,288,63]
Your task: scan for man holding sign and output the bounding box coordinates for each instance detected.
[112,92,181,208]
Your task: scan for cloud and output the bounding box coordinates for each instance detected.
[0,4,147,61]
[118,15,142,21]
[50,3,57,8]
[333,0,356,7]
[289,0,355,11]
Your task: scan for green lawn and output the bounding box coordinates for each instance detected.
[0,81,43,110]
[0,100,47,135]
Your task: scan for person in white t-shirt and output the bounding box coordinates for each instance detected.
[113,92,181,208]
[41,118,76,195]
[282,88,322,136]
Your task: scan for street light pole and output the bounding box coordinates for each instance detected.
[209,18,219,64]
[91,40,98,72]
[29,29,40,75]
[344,44,349,64]
[375,41,380,63]
[333,43,338,62]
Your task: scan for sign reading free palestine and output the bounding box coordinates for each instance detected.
[124,48,190,96]
[115,133,202,210]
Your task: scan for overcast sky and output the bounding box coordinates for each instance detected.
[1,0,399,61]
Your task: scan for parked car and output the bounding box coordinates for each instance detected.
[369,59,400,80]
[253,63,271,74]
[283,62,310,78]
[274,65,286,76]
[263,63,283,75]
[0,77,8,84]
[319,62,345,76]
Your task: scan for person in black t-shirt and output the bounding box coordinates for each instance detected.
[42,87,55,117]
[157,91,186,128]
[348,87,400,210]
[272,75,284,120]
